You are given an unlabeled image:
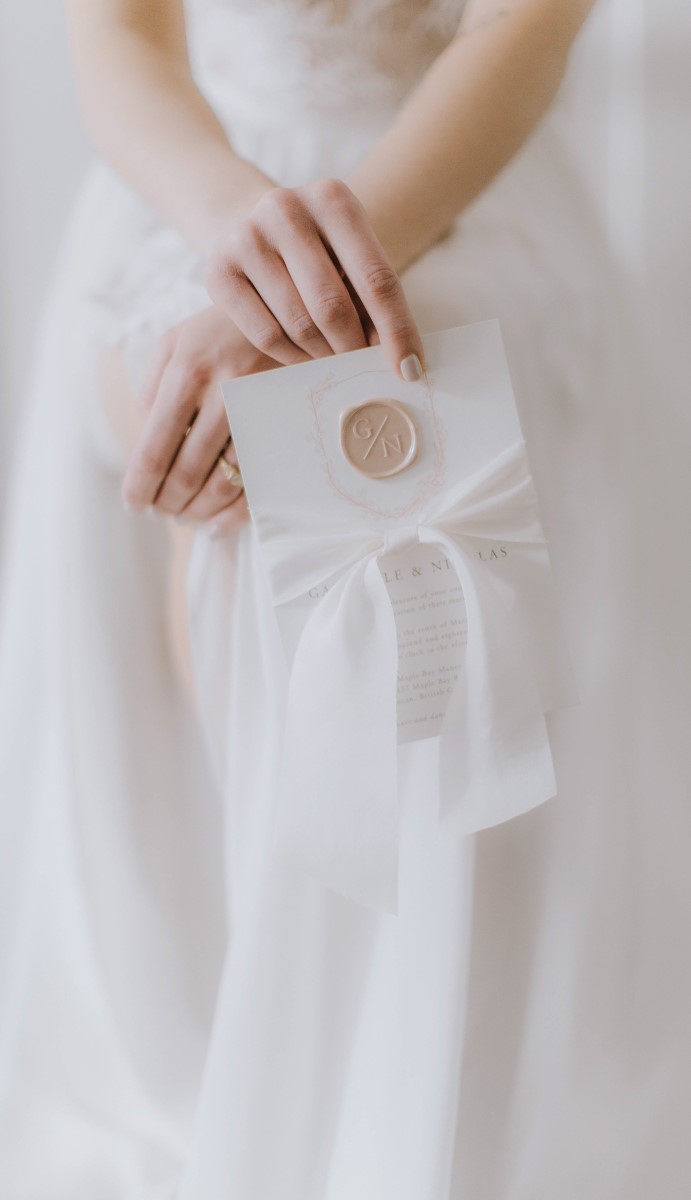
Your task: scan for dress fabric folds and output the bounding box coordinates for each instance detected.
[1,2,690,1198]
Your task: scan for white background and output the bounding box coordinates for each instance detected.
[0,1,689,498]
[0,3,87,491]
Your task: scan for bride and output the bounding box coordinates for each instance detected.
[2,1,689,1196]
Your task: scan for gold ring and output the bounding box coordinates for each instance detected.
[217,452,243,489]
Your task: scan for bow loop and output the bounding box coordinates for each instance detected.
[382,526,420,556]
[262,440,574,914]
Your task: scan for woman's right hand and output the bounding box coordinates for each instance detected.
[121,306,277,538]
[203,177,426,382]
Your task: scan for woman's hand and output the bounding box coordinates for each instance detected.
[203,178,426,381]
[121,306,277,538]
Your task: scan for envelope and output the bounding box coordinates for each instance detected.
[223,321,575,914]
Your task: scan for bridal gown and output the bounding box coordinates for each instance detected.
[1,2,690,1197]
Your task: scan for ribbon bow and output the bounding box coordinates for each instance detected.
[254,440,574,914]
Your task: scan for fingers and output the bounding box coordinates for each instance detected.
[137,331,174,415]
[152,383,230,515]
[259,189,367,354]
[350,254,424,381]
[177,449,245,526]
[207,212,357,365]
[309,180,425,379]
[122,361,201,509]
[208,259,310,367]
[122,306,264,531]
[206,183,415,367]
[241,231,337,359]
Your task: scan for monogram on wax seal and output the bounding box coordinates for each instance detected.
[340,399,418,479]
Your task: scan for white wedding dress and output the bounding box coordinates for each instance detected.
[1,2,690,1197]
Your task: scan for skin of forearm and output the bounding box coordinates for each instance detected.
[347,1,594,273]
[69,24,273,252]
[69,1,592,273]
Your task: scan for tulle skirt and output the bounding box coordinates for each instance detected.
[1,98,689,1200]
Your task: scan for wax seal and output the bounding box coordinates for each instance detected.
[340,399,418,479]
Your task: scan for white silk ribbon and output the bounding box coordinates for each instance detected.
[254,440,575,914]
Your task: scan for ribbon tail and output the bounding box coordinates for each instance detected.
[272,555,401,914]
[427,533,564,835]
[439,678,557,835]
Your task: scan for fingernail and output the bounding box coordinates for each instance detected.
[208,523,224,541]
[145,505,157,520]
[400,354,423,382]
[174,515,193,525]
[122,501,134,514]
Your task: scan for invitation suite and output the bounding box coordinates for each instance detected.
[223,321,575,914]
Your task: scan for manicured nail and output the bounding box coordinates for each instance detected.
[122,501,134,514]
[145,505,157,520]
[400,354,423,382]
[208,523,224,541]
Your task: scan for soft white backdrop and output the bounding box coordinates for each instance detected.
[0,2,87,493]
[0,1,689,498]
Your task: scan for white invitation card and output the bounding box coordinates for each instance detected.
[222,321,575,914]
[224,321,525,741]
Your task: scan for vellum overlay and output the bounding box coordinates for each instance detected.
[380,542,467,742]
[223,320,529,746]
[276,539,469,742]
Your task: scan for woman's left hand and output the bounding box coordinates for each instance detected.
[121,305,277,538]
[203,178,425,380]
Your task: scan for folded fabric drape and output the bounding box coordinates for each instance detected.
[253,441,575,914]
[606,0,647,275]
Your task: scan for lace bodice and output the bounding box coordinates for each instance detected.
[89,0,467,389]
[187,0,466,129]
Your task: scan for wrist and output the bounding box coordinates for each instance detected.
[196,161,277,256]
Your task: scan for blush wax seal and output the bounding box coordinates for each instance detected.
[340,399,418,479]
